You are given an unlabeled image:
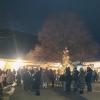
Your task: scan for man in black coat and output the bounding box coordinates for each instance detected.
[86,67,93,92]
[34,68,42,96]
[22,69,32,91]
[65,67,71,93]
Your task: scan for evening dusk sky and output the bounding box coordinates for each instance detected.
[0,0,100,57]
[0,0,100,37]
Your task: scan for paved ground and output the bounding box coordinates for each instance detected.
[9,87,87,100]
[8,83,100,100]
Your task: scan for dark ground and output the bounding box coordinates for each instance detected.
[9,83,100,100]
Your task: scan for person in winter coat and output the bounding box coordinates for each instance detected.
[86,67,93,92]
[41,69,49,88]
[2,71,7,87]
[92,70,98,82]
[6,69,15,85]
[65,67,71,93]
[34,68,42,96]
[49,70,55,88]
[72,67,79,92]
[16,70,21,86]
[79,68,85,94]
[0,70,3,99]
[30,69,35,92]
[22,69,32,91]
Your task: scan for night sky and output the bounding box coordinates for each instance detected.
[0,0,100,57]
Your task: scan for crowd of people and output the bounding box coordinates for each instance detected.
[0,66,100,98]
[16,66,99,95]
[16,68,56,95]
[63,67,93,94]
[0,69,16,99]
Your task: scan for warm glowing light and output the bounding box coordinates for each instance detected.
[12,59,24,71]
[83,61,100,70]
[0,60,6,70]
[53,63,62,68]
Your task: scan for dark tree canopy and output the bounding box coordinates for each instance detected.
[30,13,99,62]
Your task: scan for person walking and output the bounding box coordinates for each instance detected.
[41,69,49,88]
[65,67,71,93]
[92,70,98,82]
[22,69,32,91]
[78,68,85,94]
[34,68,42,96]
[86,67,93,92]
[16,70,21,86]
[31,69,36,92]
[0,70,3,100]
[49,70,55,88]
[72,67,79,92]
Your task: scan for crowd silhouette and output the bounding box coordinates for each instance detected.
[0,66,99,98]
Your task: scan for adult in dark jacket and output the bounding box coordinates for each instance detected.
[49,70,55,87]
[65,67,71,93]
[30,70,35,91]
[0,70,3,99]
[72,67,79,92]
[16,71,21,86]
[86,67,93,92]
[34,69,42,96]
[79,68,85,94]
[93,70,98,82]
[22,69,32,91]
